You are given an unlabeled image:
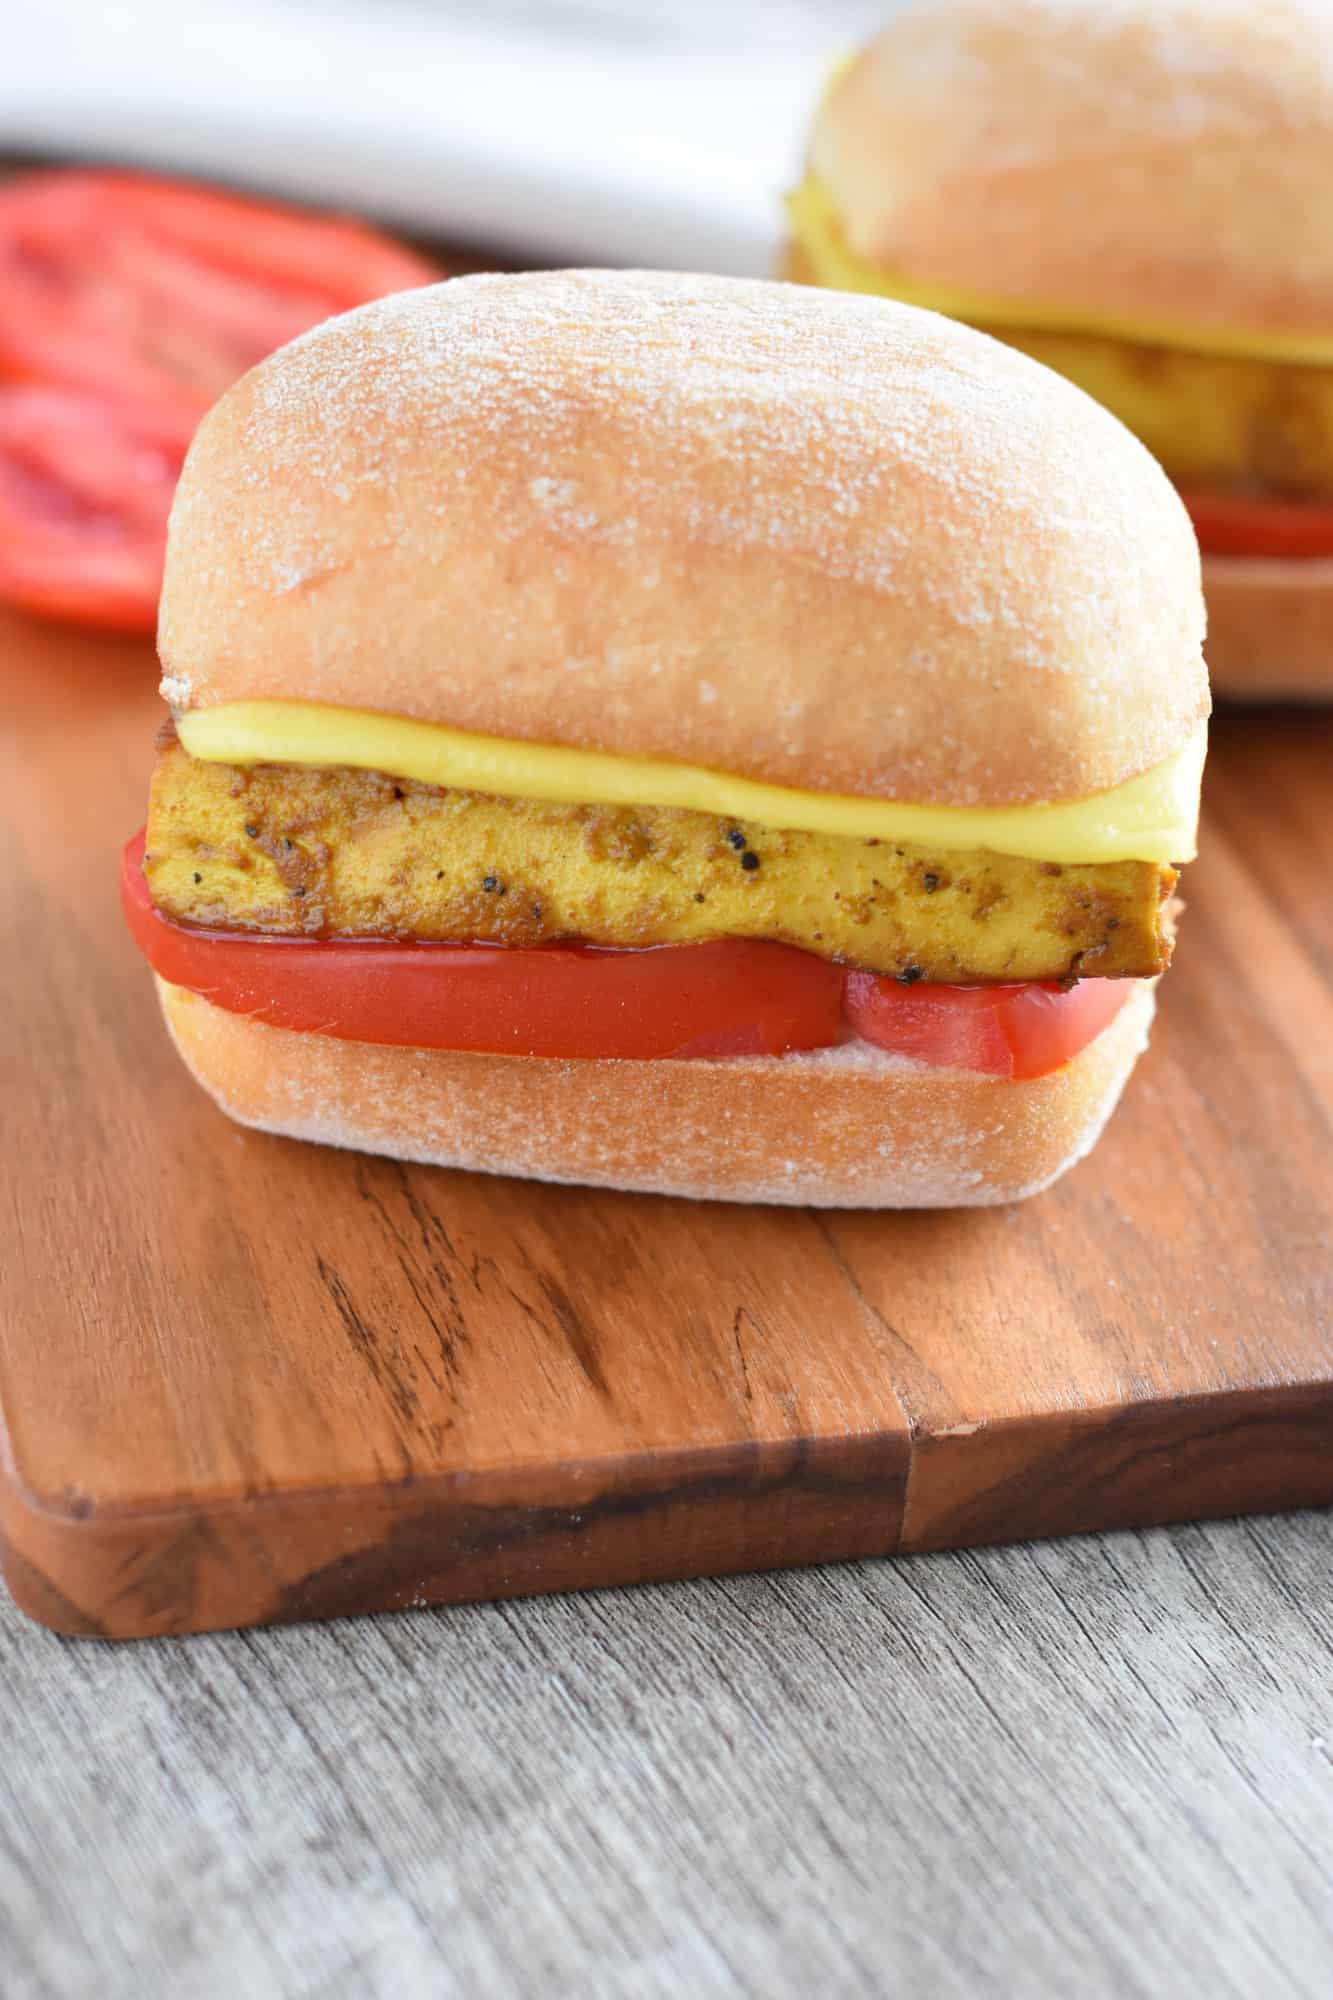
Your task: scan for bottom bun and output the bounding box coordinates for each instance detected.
[1201,556,1333,701]
[157,977,1155,1208]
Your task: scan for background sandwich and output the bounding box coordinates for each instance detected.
[123,269,1207,1206]
[787,0,1333,701]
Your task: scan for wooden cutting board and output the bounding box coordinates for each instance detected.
[3,610,1331,1640]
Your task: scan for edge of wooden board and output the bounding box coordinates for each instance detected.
[3,1381,1329,1640]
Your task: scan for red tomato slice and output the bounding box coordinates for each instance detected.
[0,386,189,632]
[1180,489,1333,560]
[121,834,848,1061]
[124,835,1135,1072]
[0,171,437,631]
[843,973,1130,1080]
[0,171,439,427]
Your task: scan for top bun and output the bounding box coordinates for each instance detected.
[811,0,1333,342]
[159,269,1206,809]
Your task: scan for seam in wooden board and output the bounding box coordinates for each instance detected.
[6,1351,1327,1534]
[898,1382,1333,1550]
[15,1390,1330,1639]
[4,1265,1303,1538]
[787,1219,1333,1554]
[3,1351,1330,1637]
[3,1199,1329,1540]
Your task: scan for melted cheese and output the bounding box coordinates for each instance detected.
[787,174,1333,368]
[174,702,1204,864]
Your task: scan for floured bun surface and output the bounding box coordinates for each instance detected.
[157,978,1156,1209]
[812,0,1333,343]
[160,269,1206,809]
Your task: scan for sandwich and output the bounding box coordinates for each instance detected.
[121,269,1208,1206]
[786,0,1333,699]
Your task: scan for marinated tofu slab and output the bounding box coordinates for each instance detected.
[144,737,1175,984]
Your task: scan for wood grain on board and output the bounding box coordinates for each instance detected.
[2,611,1331,1639]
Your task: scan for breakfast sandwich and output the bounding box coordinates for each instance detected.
[786,0,1333,698]
[123,270,1208,1204]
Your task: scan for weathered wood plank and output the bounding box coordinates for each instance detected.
[1,1514,1329,1998]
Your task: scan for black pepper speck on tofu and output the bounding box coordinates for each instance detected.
[143,740,1177,982]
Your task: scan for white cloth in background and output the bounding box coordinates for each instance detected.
[2,0,895,272]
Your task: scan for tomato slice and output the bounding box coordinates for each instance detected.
[124,835,1135,1073]
[1180,490,1333,560]
[0,386,189,632]
[0,171,438,631]
[843,973,1131,1080]
[121,834,848,1061]
[0,171,439,427]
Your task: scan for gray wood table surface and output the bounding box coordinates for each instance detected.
[3,1512,1330,1999]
